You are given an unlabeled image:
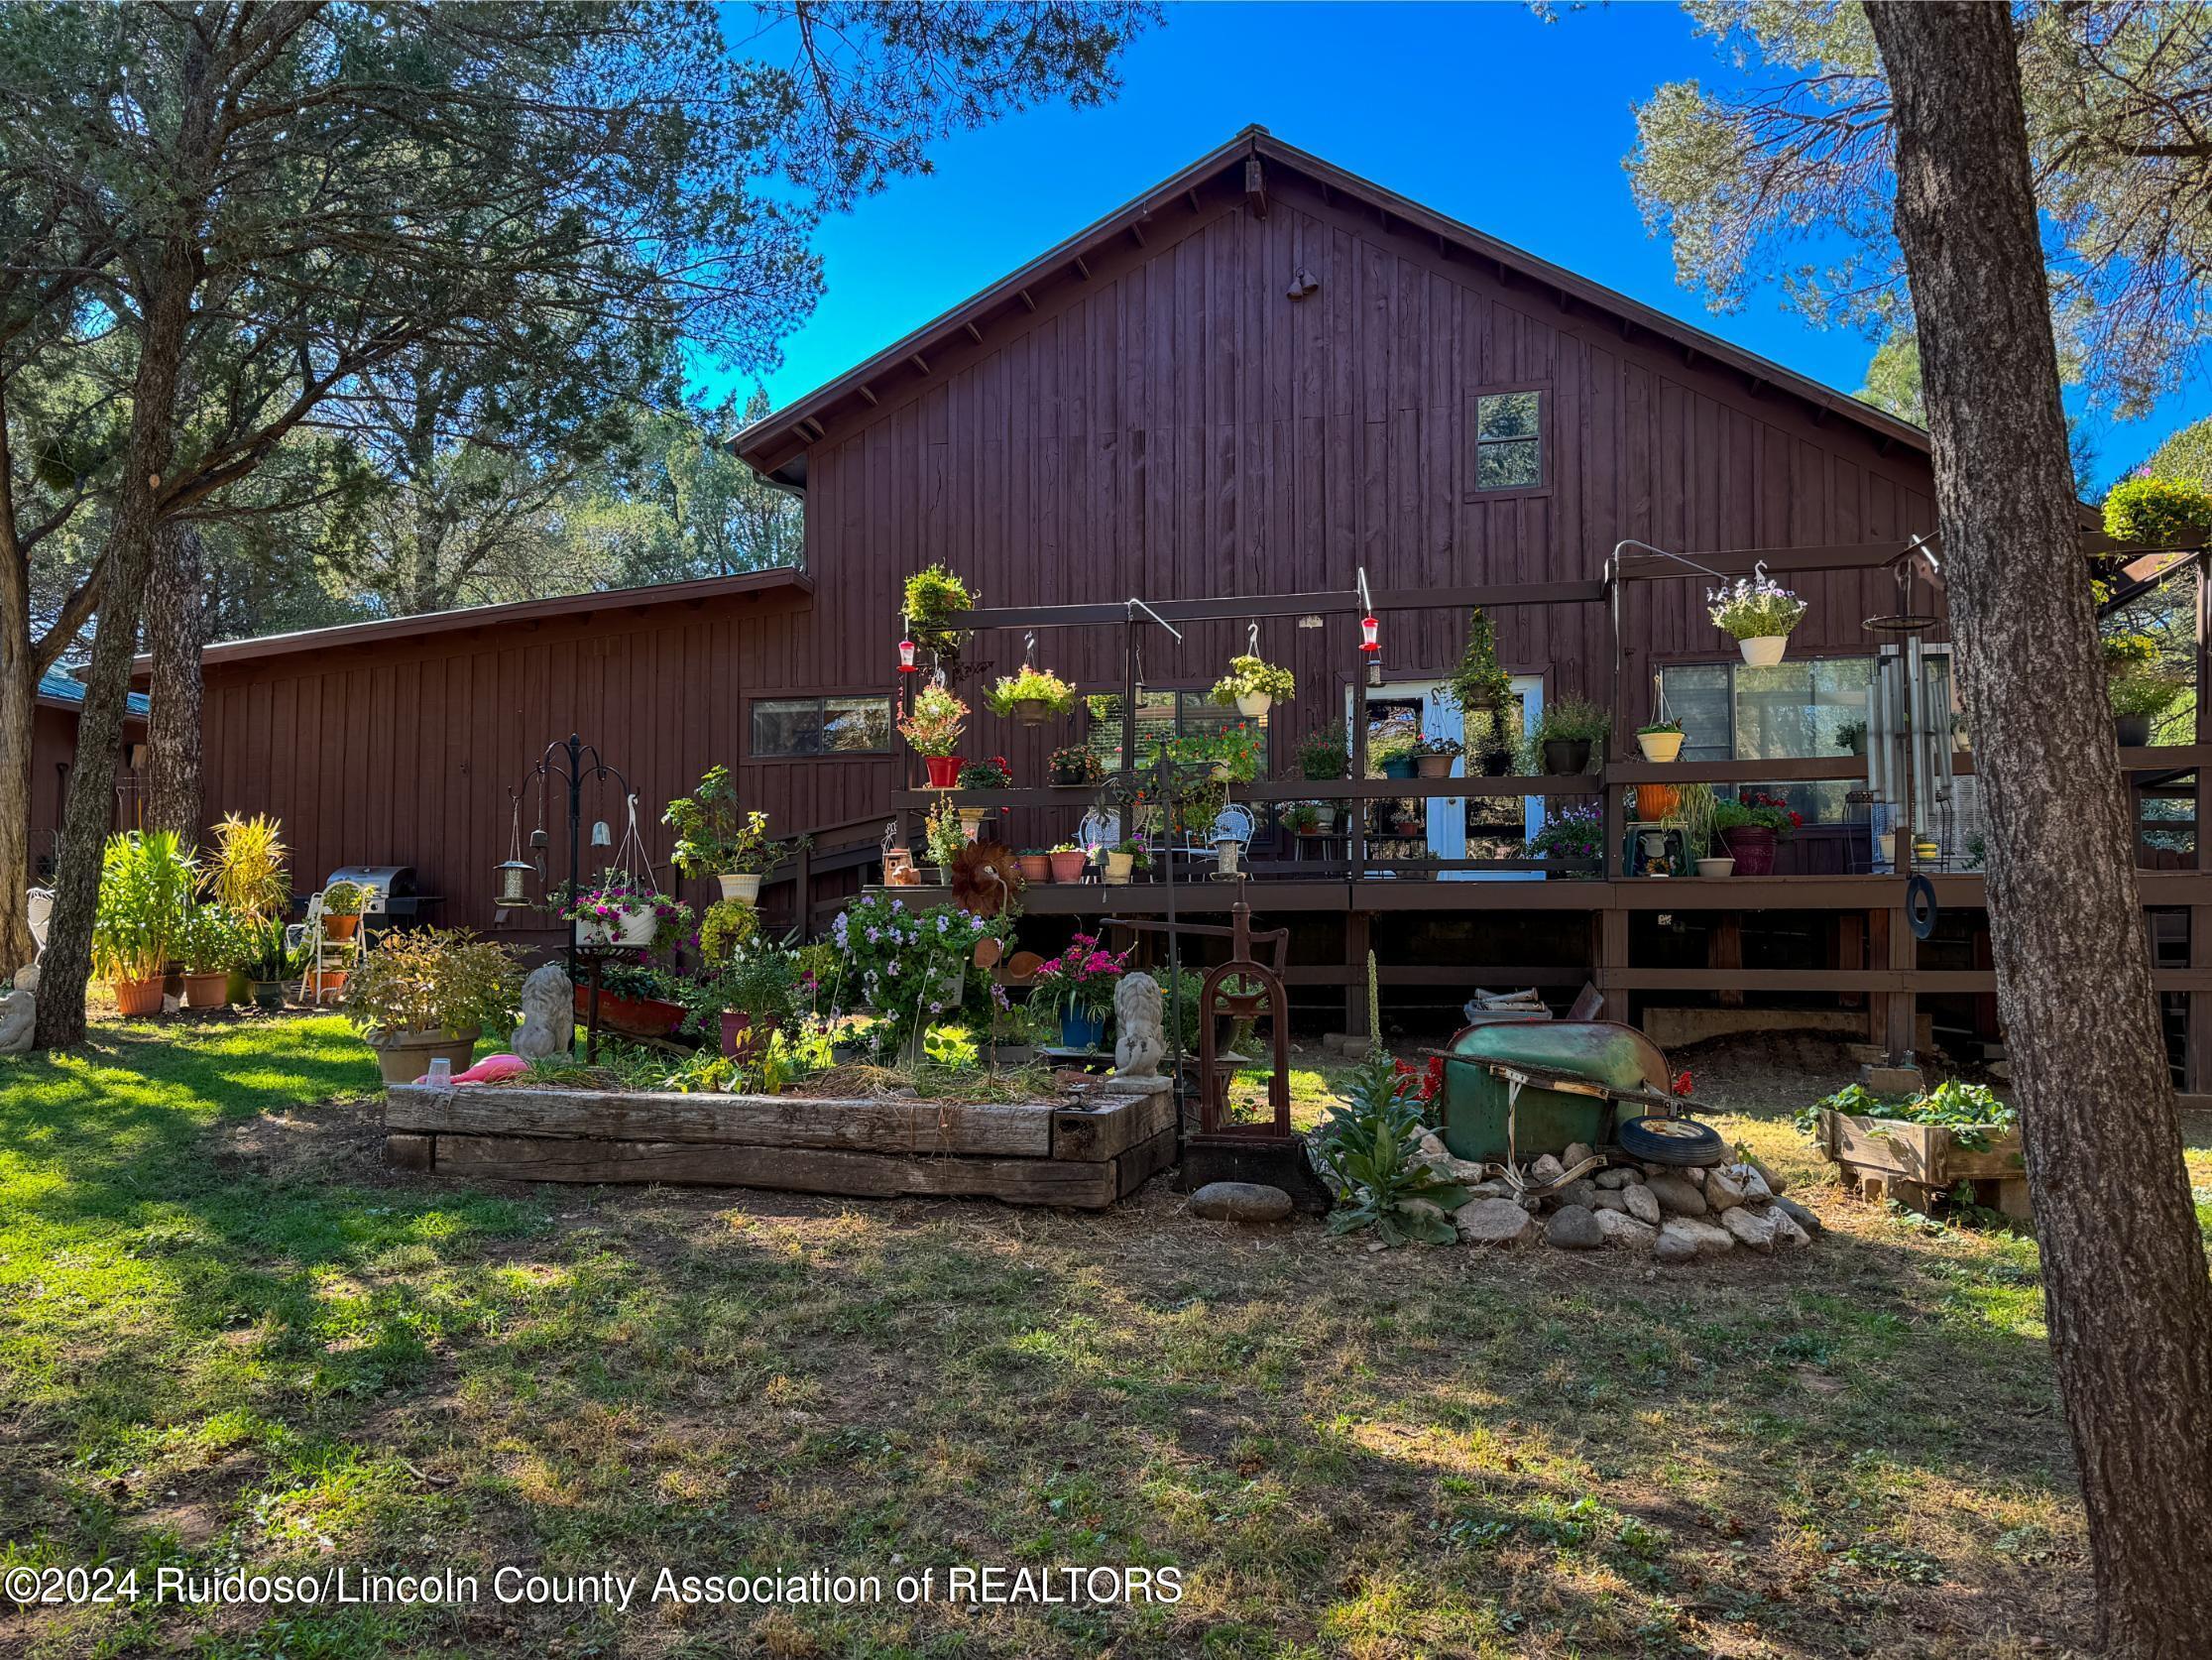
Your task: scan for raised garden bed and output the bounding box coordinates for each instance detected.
[1815,1106,2029,1220]
[383,1080,1176,1208]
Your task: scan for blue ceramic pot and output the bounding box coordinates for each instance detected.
[1060,1008,1106,1050]
[1381,754,1417,779]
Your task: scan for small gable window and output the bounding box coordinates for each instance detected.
[1473,390,1544,491]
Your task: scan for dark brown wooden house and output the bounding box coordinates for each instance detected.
[165,129,2212,1082]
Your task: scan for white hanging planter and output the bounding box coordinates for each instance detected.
[1737,635,1789,668]
[575,907,657,949]
[1235,691,1272,719]
[717,873,761,904]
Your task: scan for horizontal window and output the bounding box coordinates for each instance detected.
[751,695,892,758]
[1657,656,1875,825]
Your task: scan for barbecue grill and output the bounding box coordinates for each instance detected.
[319,866,442,924]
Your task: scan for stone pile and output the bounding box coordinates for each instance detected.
[1414,1133,1818,1262]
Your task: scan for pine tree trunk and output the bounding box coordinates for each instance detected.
[0,654,39,975]
[1863,4,2212,1651]
[144,520,205,841]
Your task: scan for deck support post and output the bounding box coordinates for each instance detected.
[1880,904,1916,1061]
[1711,913,1744,1007]
[1345,910,1370,1036]
[1597,907,1630,1024]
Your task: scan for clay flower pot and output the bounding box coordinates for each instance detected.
[1048,851,1088,884]
[370,1025,480,1087]
[1415,753,1454,778]
[323,913,360,941]
[182,971,230,1009]
[110,976,165,1017]
[1016,854,1051,885]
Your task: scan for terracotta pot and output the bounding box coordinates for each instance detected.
[324,914,360,941]
[370,1025,480,1087]
[1016,854,1051,884]
[182,971,230,1009]
[1719,826,1777,877]
[111,976,165,1016]
[305,968,349,1002]
[1048,851,1088,884]
[1415,753,1454,778]
[923,755,963,788]
[1637,730,1685,764]
[1737,635,1788,668]
[1637,782,1681,821]
[717,873,762,903]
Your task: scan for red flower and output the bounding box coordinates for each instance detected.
[1673,1070,1693,1097]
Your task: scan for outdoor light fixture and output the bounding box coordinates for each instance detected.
[898,637,918,671]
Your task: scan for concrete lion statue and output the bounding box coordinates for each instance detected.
[511,961,573,1060]
[1113,970,1168,1086]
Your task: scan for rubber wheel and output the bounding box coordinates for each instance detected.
[1616,1115,1727,1168]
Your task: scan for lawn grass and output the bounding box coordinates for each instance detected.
[3,1017,2198,1657]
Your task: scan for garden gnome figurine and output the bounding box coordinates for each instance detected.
[511,961,573,1060]
[1113,971,1170,1088]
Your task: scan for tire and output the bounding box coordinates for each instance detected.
[1616,1115,1727,1168]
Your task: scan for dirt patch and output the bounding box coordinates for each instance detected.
[1663,1030,1867,1115]
[222,1092,389,1183]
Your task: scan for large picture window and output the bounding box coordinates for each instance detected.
[750,695,893,758]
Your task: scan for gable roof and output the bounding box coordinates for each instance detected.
[41,668,150,719]
[734,126,1929,480]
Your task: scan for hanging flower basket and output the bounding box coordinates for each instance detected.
[985,667,1077,726]
[1210,653,1295,720]
[1708,570,1807,667]
[1637,723,1685,764]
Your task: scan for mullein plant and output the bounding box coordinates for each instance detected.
[1312,954,1473,1246]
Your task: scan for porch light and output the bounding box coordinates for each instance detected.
[898,637,919,672]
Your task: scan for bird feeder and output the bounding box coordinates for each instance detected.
[494,859,535,907]
[1361,615,1383,686]
[898,637,919,672]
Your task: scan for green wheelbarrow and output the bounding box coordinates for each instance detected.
[1427,1018,1725,1173]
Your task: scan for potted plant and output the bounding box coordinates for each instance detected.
[343,927,519,1086]
[207,812,290,1002]
[1522,802,1602,876]
[1048,745,1102,786]
[1533,696,1610,775]
[1210,653,1296,719]
[1445,609,1513,715]
[686,946,797,1058]
[1048,841,1089,884]
[663,767,792,902]
[1369,725,1419,780]
[176,903,247,1008]
[1298,720,1350,779]
[1031,932,1129,1050]
[320,880,367,940]
[1711,792,1800,877]
[245,918,294,1010]
[577,959,689,1037]
[1412,735,1463,779]
[922,796,965,881]
[1707,572,1808,666]
[1834,717,1868,759]
[899,683,969,788]
[560,869,691,949]
[986,665,1078,727]
[1283,800,1325,837]
[1636,717,1686,764]
[902,564,975,664]
[1102,836,1141,889]
[1014,848,1051,884]
[93,830,195,1017]
[2110,668,2182,749]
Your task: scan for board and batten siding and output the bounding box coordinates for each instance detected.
[798,168,1936,784]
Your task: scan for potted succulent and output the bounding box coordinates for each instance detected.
[1048,841,1089,884]
[1369,725,1419,780]
[1711,792,1801,877]
[1014,848,1052,885]
[899,682,970,788]
[560,869,691,949]
[1534,696,1610,775]
[1636,717,1686,764]
[320,880,367,941]
[1707,571,1808,666]
[176,903,248,1008]
[2110,668,2181,749]
[1412,735,1463,779]
[986,665,1078,727]
[92,830,195,1017]
[1210,653,1296,719]
[1031,932,1130,1050]
[1048,744,1102,786]
[343,927,519,1086]
[902,564,975,665]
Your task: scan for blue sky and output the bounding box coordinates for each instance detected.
[710,1,2207,488]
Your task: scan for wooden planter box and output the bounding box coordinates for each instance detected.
[1816,1107,2030,1221]
[383,1081,1176,1209]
